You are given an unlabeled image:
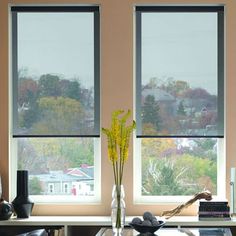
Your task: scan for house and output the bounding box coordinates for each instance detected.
[142,88,177,116]
[30,166,94,196]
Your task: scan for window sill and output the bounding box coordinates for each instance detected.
[0,216,236,226]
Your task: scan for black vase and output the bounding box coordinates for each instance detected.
[12,170,34,218]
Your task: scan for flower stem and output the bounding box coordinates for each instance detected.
[115,185,121,228]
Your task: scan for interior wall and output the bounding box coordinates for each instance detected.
[0,0,235,216]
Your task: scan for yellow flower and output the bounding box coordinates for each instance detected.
[102,110,136,185]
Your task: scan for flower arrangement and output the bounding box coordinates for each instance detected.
[102,110,136,232]
[102,109,136,187]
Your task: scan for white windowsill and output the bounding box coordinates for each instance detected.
[0,216,236,226]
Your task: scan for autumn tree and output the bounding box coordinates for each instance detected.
[184,88,211,100]
[28,138,94,172]
[32,97,86,135]
[18,78,38,106]
[18,78,39,128]
[142,138,176,160]
[159,78,190,97]
[141,138,217,196]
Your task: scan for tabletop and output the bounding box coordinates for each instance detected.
[96,227,232,236]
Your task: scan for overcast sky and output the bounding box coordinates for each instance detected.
[142,12,218,95]
[18,12,94,89]
[18,12,218,94]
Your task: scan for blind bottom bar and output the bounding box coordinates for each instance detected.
[136,135,224,138]
[13,135,100,138]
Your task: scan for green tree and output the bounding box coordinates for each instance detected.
[38,74,61,97]
[67,81,81,100]
[190,139,217,160]
[62,139,94,167]
[177,100,186,116]
[175,154,217,194]
[142,95,161,133]
[142,158,188,195]
[29,177,42,195]
[60,79,81,101]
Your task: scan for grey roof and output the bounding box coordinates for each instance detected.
[30,171,79,183]
[29,166,94,183]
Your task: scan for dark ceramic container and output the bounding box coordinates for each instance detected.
[129,220,165,234]
[0,198,13,220]
[12,170,34,218]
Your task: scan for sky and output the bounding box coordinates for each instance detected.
[141,12,218,95]
[18,12,218,95]
[18,12,94,89]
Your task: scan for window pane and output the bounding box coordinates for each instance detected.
[141,138,217,196]
[14,11,99,136]
[18,138,95,197]
[137,11,223,136]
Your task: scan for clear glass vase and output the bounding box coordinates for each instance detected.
[111,185,125,235]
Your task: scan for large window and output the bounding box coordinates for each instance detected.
[135,6,224,202]
[11,6,100,203]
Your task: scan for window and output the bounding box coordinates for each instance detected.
[11,6,100,203]
[63,183,69,194]
[48,183,55,194]
[135,6,224,202]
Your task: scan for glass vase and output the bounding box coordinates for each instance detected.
[111,185,125,235]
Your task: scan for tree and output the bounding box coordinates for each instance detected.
[32,96,86,135]
[38,74,61,97]
[184,88,211,100]
[175,154,217,194]
[159,78,190,97]
[142,138,176,160]
[59,139,94,167]
[18,139,38,171]
[29,177,42,195]
[18,78,38,106]
[145,77,162,89]
[21,106,39,129]
[60,79,81,101]
[199,111,217,129]
[175,80,190,96]
[18,78,40,129]
[177,100,186,116]
[142,95,161,133]
[142,158,188,195]
[30,138,93,171]
[189,138,217,161]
